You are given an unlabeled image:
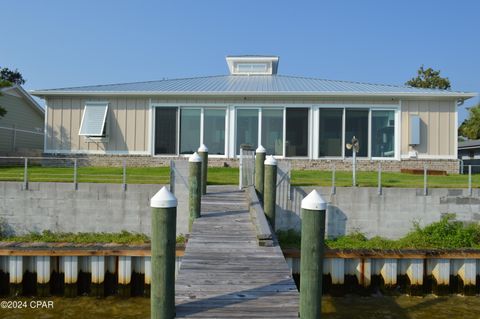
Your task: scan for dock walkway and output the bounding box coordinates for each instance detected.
[175,186,299,318]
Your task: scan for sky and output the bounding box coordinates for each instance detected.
[1,0,479,123]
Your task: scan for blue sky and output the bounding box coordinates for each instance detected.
[2,0,478,123]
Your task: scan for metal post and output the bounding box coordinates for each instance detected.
[264,155,277,230]
[73,159,78,190]
[198,144,209,195]
[239,148,243,190]
[189,152,202,231]
[23,157,28,190]
[378,162,382,195]
[460,160,464,174]
[331,164,336,195]
[468,165,472,197]
[300,190,327,319]
[255,145,266,200]
[150,187,177,319]
[352,150,357,187]
[122,159,127,191]
[423,164,428,196]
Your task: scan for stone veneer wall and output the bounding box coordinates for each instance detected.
[44,154,460,174]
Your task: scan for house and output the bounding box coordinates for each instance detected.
[31,56,476,173]
[0,85,44,154]
[458,140,480,173]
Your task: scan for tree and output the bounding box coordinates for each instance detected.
[458,104,480,140]
[0,66,26,118]
[405,65,451,90]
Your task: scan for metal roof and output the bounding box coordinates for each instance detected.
[458,140,480,150]
[31,75,476,99]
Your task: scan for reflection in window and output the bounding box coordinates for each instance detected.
[372,110,395,157]
[155,107,177,155]
[262,109,283,155]
[204,109,225,155]
[286,108,309,157]
[319,109,343,157]
[345,109,369,157]
[180,109,200,154]
[236,109,258,154]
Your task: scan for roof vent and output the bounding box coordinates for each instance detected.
[226,56,279,75]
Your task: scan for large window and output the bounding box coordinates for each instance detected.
[204,109,225,155]
[261,109,283,155]
[371,110,395,157]
[236,109,258,154]
[319,109,343,157]
[155,107,177,155]
[345,109,369,157]
[286,108,308,157]
[180,109,201,154]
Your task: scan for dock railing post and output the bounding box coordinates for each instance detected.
[23,157,28,190]
[468,165,472,197]
[331,163,336,195]
[239,148,243,190]
[423,164,428,196]
[264,155,277,230]
[122,159,127,191]
[300,190,327,319]
[189,152,202,231]
[150,186,177,319]
[198,144,209,195]
[378,162,382,195]
[255,145,266,200]
[73,159,78,190]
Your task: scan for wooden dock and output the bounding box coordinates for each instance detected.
[175,186,299,318]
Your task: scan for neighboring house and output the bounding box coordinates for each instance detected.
[0,85,44,154]
[458,140,480,173]
[31,56,477,173]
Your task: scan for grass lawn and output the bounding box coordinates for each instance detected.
[0,165,477,188]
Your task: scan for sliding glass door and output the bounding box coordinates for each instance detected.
[236,109,259,154]
[319,108,343,157]
[286,108,309,157]
[345,109,369,157]
[155,107,178,155]
[204,109,226,155]
[261,109,284,155]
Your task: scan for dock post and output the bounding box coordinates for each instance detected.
[300,190,327,319]
[255,145,266,200]
[264,155,277,229]
[189,152,202,231]
[198,144,209,195]
[150,186,177,319]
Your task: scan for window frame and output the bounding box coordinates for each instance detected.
[79,101,109,138]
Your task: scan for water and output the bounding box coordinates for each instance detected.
[1,295,479,318]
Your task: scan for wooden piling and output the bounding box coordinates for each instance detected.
[189,152,202,231]
[264,155,277,229]
[150,186,177,319]
[198,144,208,195]
[300,190,326,319]
[254,145,266,200]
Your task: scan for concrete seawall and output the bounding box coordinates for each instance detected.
[0,182,189,236]
[276,186,480,239]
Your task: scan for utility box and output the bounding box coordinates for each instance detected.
[409,115,420,145]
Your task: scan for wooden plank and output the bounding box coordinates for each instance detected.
[175,187,299,318]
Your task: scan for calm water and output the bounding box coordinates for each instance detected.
[1,295,480,318]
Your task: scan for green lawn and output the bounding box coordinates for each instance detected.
[0,165,477,188]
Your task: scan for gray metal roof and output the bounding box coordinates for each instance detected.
[458,140,480,150]
[31,75,476,98]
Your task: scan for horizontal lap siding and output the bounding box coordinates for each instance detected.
[46,97,149,153]
[401,100,456,157]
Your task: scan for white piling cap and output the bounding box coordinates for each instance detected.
[150,186,178,208]
[256,145,266,153]
[301,189,327,211]
[264,155,277,166]
[189,152,202,162]
[198,144,208,152]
